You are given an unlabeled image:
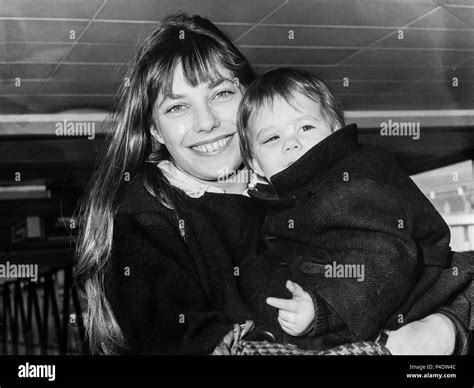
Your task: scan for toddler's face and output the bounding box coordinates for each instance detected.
[249,92,334,179]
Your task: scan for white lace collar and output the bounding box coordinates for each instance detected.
[157,160,267,198]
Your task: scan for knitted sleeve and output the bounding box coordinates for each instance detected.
[105,212,234,354]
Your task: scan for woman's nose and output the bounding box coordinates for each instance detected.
[194,104,220,133]
[283,137,302,152]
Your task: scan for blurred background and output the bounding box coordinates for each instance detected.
[0,0,473,355]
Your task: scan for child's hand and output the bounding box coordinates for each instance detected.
[266,280,315,336]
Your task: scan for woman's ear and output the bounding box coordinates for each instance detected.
[150,123,165,145]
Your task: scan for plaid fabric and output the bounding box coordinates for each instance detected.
[231,340,391,355]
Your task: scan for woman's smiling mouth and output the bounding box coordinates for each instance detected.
[190,134,234,154]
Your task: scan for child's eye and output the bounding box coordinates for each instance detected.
[263,135,279,144]
[301,125,315,132]
[214,90,234,100]
[167,104,186,113]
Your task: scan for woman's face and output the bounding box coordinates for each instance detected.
[152,62,244,181]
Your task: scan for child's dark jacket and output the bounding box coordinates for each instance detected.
[241,124,472,349]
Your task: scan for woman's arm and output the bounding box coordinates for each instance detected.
[386,282,472,355]
[436,279,473,355]
[386,250,473,355]
[386,313,456,355]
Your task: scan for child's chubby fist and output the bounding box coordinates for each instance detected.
[266,280,315,336]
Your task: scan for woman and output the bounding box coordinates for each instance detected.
[74,13,472,355]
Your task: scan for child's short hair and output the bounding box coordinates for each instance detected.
[237,67,345,169]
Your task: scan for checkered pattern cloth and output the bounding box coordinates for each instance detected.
[231,340,391,355]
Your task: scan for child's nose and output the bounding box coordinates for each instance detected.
[283,138,302,152]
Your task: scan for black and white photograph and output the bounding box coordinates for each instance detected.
[0,0,473,384]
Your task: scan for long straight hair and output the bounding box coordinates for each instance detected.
[74,13,255,354]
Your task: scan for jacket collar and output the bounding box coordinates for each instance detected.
[250,124,360,201]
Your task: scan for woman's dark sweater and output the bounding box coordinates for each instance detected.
[104,172,269,354]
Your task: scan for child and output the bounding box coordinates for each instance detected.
[236,67,471,350]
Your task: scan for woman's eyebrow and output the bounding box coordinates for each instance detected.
[157,93,185,109]
[208,78,234,88]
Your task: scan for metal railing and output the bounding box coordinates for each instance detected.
[1,266,88,355]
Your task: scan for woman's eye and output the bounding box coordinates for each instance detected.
[167,105,186,113]
[301,125,315,132]
[214,90,234,100]
[263,135,279,144]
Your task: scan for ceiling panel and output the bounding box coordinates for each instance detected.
[441,5,474,28]
[338,94,376,108]
[325,80,406,94]
[53,64,127,82]
[0,0,104,18]
[439,62,474,81]
[399,79,474,96]
[265,1,437,26]
[0,97,30,114]
[254,64,446,81]
[0,64,56,79]
[40,80,119,95]
[458,56,474,66]
[343,48,472,67]
[64,43,135,63]
[0,0,472,114]
[0,20,89,42]
[243,47,357,65]
[365,93,474,110]
[439,0,474,4]
[1,43,71,62]
[315,65,445,81]
[96,0,284,23]
[0,80,40,95]
[339,94,395,110]
[238,26,391,46]
[216,24,254,41]
[80,21,249,44]
[409,6,473,28]
[23,95,114,113]
[373,29,474,49]
[80,21,157,44]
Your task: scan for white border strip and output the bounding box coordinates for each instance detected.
[1,110,473,123]
[1,110,473,135]
[0,113,110,123]
[345,110,474,118]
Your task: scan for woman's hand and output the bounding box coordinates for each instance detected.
[385,313,456,355]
